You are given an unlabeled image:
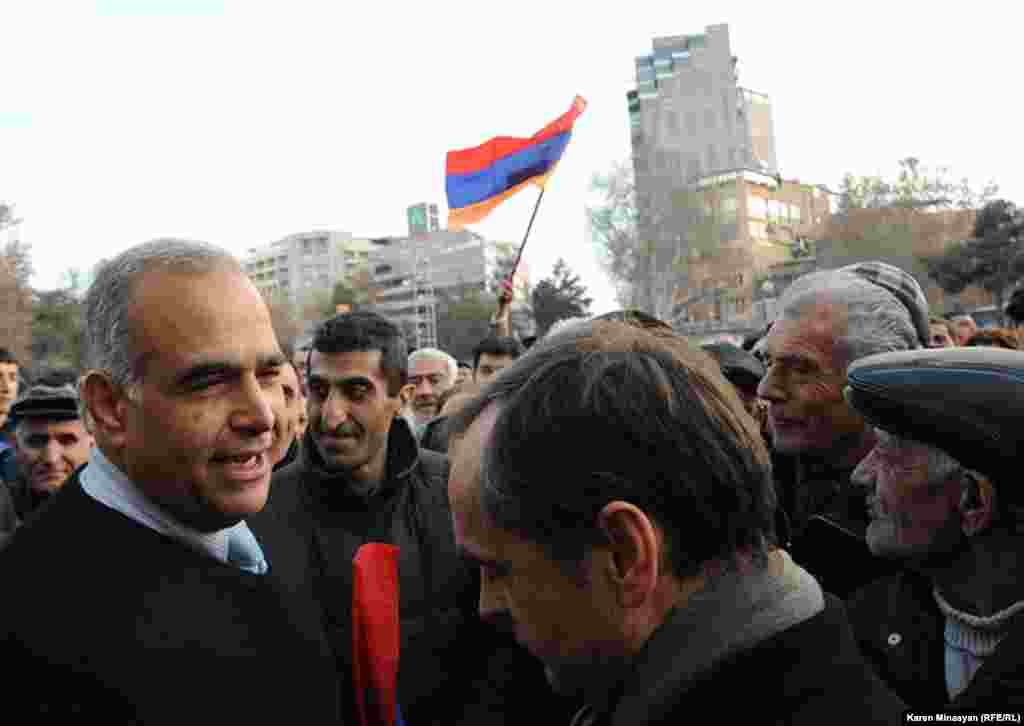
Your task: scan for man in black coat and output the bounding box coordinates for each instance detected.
[249,311,567,726]
[844,347,1024,713]
[757,262,930,598]
[0,239,340,724]
[447,319,905,726]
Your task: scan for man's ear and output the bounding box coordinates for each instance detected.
[597,501,661,610]
[80,371,130,448]
[960,471,996,537]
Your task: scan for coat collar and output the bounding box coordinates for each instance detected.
[298,416,420,504]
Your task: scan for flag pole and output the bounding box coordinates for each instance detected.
[508,187,545,283]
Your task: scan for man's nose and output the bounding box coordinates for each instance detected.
[756,367,786,403]
[850,449,879,489]
[321,389,350,427]
[231,376,275,434]
[41,441,62,467]
[415,379,434,396]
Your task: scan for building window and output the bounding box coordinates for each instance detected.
[706,145,719,175]
[687,156,702,181]
[703,108,716,130]
[664,110,679,137]
[789,205,802,223]
[686,111,698,137]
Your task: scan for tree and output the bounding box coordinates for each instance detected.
[0,204,33,364]
[531,258,593,337]
[487,241,536,338]
[31,288,85,371]
[0,201,21,236]
[263,289,305,352]
[434,284,494,362]
[921,199,1024,324]
[838,157,998,214]
[588,161,722,321]
[330,267,374,312]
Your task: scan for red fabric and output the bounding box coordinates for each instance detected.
[445,95,587,176]
[352,543,401,726]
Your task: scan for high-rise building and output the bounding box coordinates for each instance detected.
[243,230,371,313]
[625,24,836,332]
[628,24,778,188]
[369,229,507,346]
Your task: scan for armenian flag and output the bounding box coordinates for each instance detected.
[445,95,587,229]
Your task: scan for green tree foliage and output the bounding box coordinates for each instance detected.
[330,267,373,312]
[922,199,1024,324]
[331,280,358,307]
[434,284,494,362]
[31,288,85,371]
[0,204,34,364]
[588,161,722,320]
[531,258,593,337]
[838,157,998,213]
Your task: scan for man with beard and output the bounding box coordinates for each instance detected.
[5,373,95,520]
[249,311,562,726]
[757,261,930,597]
[844,346,1024,712]
[446,320,903,726]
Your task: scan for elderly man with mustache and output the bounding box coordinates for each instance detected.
[844,346,1024,714]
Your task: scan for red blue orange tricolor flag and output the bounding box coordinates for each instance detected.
[352,543,404,726]
[445,95,587,229]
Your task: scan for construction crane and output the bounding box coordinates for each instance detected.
[412,234,437,350]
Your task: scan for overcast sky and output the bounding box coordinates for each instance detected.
[2,0,1020,315]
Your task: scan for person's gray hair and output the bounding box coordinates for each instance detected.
[779,269,919,365]
[82,238,242,397]
[543,316,593,340]
[408,347,457,386]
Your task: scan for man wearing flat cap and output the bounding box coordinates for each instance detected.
[3,372,94,522]
[843,347,1024,713]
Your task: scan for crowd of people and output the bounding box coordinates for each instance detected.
[0,238,1021,723]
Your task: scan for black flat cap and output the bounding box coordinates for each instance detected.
[844,347,1024,496]
[9,383,81,423]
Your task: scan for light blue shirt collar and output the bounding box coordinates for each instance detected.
[80,446,267,574]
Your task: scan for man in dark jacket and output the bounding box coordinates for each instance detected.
[250,311,564,725]
[3,372,94,520]
[0,239,340,724]
[844,346,1024,713]
[757,261,929,597]
[447,319,905,726]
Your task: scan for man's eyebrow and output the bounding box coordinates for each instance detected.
[770,352,817,367]
[307,374,375,388]
[176,353,285,386]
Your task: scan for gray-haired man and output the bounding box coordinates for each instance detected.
[0,238,339,723]
[757,261,930,596]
